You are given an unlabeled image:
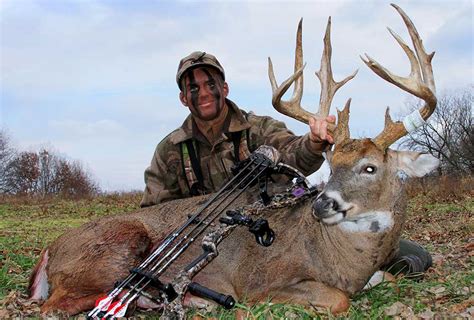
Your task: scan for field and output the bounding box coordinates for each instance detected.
[1,181,473,319]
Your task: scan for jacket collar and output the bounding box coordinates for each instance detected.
[169,99,251,145]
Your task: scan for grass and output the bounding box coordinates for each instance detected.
[0,193,143,299]
[0,189,472,318]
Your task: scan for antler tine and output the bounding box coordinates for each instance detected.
[392,3,436,95]
[334,98,352,144]
[315,17,358,118]
[361,4,437,150]
[269,18,314,124]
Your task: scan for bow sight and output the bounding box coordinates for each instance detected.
[87,145,315,319]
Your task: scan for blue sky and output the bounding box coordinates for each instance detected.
[1,0,472,191]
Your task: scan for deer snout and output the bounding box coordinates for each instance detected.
[312,191,353,225]
[312,193,339,218]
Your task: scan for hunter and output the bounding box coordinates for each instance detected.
[141,51,432,276]
[140,51,334,207]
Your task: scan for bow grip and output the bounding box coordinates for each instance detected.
[187,282,236,309]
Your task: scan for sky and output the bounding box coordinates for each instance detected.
[1,0,472,191]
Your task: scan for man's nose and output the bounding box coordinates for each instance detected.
[198,85,212,98]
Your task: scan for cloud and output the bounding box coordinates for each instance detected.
[49,118,123,137]
[1,0,472,191]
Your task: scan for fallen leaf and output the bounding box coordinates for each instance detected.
[0,309,9,319]
[467,306,474,315]
[235,309,249,320]
[427,285,446,296]
[463,242,474,251]
[384,302,408,317]
[417,308,435,319]
[284,310,299,319]
[431,254,444,265]
[449,298,474,313]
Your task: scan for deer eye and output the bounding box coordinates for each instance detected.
[362,165,377,174]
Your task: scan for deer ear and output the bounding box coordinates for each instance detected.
[324,150,334,164]
[390,150,439,178]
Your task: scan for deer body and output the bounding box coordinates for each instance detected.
[31,140,438,315]
[30,4,439,316]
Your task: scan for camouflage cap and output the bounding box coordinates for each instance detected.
[176,51,225,89]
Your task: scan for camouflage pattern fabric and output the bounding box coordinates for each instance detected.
[140,99,329,207]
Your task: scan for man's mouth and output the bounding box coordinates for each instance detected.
[199,101,214,108]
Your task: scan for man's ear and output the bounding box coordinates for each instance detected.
[179,91,188,107]
[223,82,229,98]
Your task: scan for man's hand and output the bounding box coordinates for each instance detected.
[309,115,336,145]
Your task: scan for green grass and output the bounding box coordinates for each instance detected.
[0,192,472,318]
[0,236,39,296]
[0,194,142,300]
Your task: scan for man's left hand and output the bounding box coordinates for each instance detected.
[309,115,336,145]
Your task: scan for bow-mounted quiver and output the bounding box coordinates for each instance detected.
[87,145,317,319]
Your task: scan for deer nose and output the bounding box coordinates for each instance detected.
[312,193,339,217]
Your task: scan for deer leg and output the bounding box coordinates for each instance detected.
[40,287,103,315]
[183,293,217,310]
[41,219,154,315]
[266,280,350,314]
[363,271,396,290]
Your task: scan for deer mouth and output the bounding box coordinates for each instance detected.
[312,191,353,225]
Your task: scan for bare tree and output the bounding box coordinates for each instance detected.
[0,130,17,193]
[6,151,40,195]
[400,87,473,175]
[53,158,99,198]
[37,149,59,196]
[0,132,100,197]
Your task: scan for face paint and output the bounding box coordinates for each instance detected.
[182,68,226,121]
[186,69,202,118]
[201,68,223,117]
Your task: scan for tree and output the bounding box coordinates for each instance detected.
[0,131,100,197]
[0,130,17,193]
[6,151,40,195]
[52,158,99,198]
[399,88,473,175]
[37,149,59,196]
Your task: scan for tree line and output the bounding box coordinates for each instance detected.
[0,132,99,198]
[400,87,473,176]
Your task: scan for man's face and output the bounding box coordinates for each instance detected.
[179,67,229,121]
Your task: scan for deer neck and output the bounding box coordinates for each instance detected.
[306,191,407,294]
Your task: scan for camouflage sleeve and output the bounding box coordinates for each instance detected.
[140,140,184,207]
[248,114,330,176]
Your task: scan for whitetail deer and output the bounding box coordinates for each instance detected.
[29,4,439,316]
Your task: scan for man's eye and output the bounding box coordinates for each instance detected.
[208,82,216,89]
[189,87,199,93]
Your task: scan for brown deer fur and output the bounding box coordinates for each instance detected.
[29,139,439,315]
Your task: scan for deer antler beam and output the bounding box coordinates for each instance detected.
[268,17,357,143]
[268,19,314,124]
[362,3,437,150]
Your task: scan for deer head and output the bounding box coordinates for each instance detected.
[268,4,439,230]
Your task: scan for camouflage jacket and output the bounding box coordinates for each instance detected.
[140,99,328,207]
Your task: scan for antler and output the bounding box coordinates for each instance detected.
[361,4,437,150]
[268,18,357,142]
